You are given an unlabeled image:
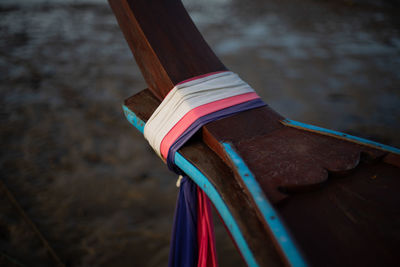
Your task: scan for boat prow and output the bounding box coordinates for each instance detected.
[109,1,400,266]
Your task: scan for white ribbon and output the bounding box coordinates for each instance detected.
[143,71,255,157]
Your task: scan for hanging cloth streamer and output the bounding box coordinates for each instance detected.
[197,186,218,267]
[168,176,198,267]
[144,71,267,267]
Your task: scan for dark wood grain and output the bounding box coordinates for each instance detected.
[278,161,400,267]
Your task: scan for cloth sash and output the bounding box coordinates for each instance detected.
[144,71,265,159]
[144,71,266,267]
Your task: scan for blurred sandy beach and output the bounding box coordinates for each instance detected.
[1,0,399,266]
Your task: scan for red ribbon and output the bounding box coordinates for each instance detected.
[197,188,218,267]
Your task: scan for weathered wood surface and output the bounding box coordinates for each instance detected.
[110,0,400,265]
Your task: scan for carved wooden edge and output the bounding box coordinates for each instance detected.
[203,111,391,203]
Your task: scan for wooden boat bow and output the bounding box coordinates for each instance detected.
[109,1,400,266]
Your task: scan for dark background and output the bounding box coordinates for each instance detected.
[1,0,399,266]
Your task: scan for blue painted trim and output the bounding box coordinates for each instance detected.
[122,105,259,267]
[174,152,259,267]
[123,105,145,134]
[222,143,308,267]
[282,119,400,155]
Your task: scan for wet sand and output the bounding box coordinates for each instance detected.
[0,0,399,266]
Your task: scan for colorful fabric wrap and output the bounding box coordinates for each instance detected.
[143,71,266,267]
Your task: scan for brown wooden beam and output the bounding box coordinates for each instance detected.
[108,0,226,100]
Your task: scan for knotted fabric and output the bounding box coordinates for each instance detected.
[144,71,266,267]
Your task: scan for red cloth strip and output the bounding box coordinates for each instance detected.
[197,187,218,267]
[160,92,260,159]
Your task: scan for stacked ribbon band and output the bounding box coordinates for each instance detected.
[143,71,266,267]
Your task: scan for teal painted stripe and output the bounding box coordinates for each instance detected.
[122,105,259,267]
[123,105,145,134]
[223,142,308,267]
[174,152,259,267]
[283,119,400,155]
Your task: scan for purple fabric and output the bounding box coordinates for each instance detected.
[167,97,266,267]
[168,176,198,267]
[166,98,266,172]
